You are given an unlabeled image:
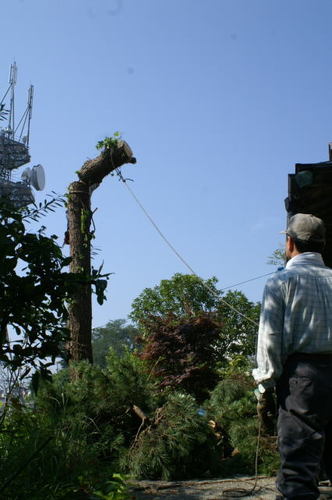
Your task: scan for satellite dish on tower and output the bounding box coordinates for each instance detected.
[31,164,45,191]
[21,164,46,191]
[21,167,31,183]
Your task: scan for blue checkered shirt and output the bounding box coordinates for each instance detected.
[252,252,332,389]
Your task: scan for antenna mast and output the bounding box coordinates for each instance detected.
[25,85,34,147]
[8,62,17,140]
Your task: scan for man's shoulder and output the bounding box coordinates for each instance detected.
[267,263,332,285]
[263,270,290,295]
[265,266,311,287]
[266,268,290,283]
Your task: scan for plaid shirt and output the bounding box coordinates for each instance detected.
[253,252,332,389]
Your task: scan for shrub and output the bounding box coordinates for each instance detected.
[0,398,113,499]
[206,372,279,476]
[0,360,140,498]
[122,392,223,480]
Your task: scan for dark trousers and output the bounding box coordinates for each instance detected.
[276,353,332,500]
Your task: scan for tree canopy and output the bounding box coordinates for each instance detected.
[216,290,260,358]
[92,319,138,367]
[130,273,222,333]
[130,273,260,360]
[129,273,260,400]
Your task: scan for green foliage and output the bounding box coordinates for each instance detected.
[217,353,253,378]
[206,371,279,476]
[267,247,286,267]
[0,195,119,496]
[36,361,125,456]
[21,193,65,222]
[90,474,129,500]
[130,273,222,336]
[105,348,160,440]
[208,374,255,428]
[130,274,260,403]
[0,248,269,492]
[215,290,260,359]
[92,319,139,368]
[0,198,79,373]
[0,352,278,493]
[91,264,110,306]
[130,274,260,361]
[0,395,113,499]
[123,392,222,480]
[0,195,110,377]
[0,351,160,497]
[0,360,139,498]
[37,355,158,453]
[96,132,122,152]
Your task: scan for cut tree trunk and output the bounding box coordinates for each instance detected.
[67,142,136,362]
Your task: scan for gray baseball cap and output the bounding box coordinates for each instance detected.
[284,213,326,243]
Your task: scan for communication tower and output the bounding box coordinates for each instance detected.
[0,63,45,207]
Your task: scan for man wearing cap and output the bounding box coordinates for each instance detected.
[253,213,332,500]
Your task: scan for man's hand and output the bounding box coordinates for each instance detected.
[255,387,276,435]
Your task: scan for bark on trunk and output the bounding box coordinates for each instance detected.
[67,141,136,362]
[67,180,93,362]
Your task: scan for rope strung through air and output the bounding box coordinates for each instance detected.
[115,168,269,327]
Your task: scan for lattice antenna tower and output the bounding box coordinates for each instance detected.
[0,63,44,207]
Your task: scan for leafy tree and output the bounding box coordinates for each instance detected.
[215,290,260,359]
[139,316,220,402]
[0,198,80,378]
[130,273,260,361]
[130,273,222,337]
[130,274,260,401]
[92,319,138,367]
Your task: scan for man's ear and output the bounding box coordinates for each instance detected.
[287,236,295,253]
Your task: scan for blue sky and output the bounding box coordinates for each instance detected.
[1,0,332,327]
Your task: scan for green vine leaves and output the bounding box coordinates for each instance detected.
[96,131,122,152]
